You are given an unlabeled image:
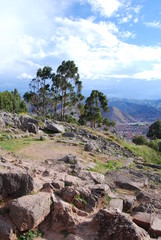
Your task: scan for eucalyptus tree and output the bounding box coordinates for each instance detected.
[82,90,109,128]
[24,66,52,116]
[56,60,83,120]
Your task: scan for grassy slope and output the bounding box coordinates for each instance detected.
[121,141,161,165]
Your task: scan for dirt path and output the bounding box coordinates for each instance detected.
[16,140,90,162]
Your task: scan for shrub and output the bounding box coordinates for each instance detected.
[132,135,147,145]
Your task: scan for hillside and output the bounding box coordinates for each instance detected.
[104,106,136,123]
[0,111,160,239]
[109,98,161,122]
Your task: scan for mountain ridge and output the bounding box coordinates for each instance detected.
[108,98,161,123]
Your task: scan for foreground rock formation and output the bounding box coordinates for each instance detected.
[0,111,160,239]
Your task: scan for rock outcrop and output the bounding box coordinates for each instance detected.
[90,208,150,240]
[10,192,51,231]
[0,169,33,198]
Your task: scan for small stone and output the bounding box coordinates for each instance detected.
[109,199,123,212]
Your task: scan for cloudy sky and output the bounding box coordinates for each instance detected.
[0,0,161,99]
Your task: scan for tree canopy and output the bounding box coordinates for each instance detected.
[24,66,52,116]
[81,90,109,128]
[147,120,161,139]
[24,60,84,120]
[0,89,27,113]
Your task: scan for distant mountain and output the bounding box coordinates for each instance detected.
[108,98,161,122]
[104,106,136,123]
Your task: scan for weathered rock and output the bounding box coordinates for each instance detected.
[109,198,123,212]
[61,187,79,203]
[0,170,33,198]
[63,132,75,138]
[19,115,39,133]
[115,178,142,191]
[133,212,153,231]
[10,192,51,231]
[123,195,136,212]
[52,180,65,190]
[84,141,98,152]
[51,199,79,233]
[149,217,161,237]
[89,171,105,184]
[59,155,77,164]
[46,122,64,133]
[73,185,106,213]
[0,217,17,240]
[90,208,150,240]
[40,135,48,141]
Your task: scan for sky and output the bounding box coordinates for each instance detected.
[0,0,161,99]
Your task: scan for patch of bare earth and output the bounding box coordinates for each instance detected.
[16,139,111,164]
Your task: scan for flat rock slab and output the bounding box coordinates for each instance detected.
[150,217,161,237]
[133,212,153,231]
[109,198,123,212]
[10,192,51,231]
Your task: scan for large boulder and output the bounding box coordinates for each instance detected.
[46,122,64,133]
[149,217,161,237]
[133,212,153,231]
[10,192,51,231]
[90,208,150,240]
[0,170,33,198]
[19,115,39,133]
[51,198,79,233]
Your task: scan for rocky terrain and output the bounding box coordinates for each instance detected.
[0,111,160,240]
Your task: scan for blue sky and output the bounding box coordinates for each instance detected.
[0,0,161,99]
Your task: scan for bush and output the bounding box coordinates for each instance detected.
[132,135,147,145]
[64,115,78,124]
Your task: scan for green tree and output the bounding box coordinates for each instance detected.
[81,90,109,128]
[147,120,161,139]
[51,73,61,118]
[12,88,21,113]
[56,60,83,120]
[19,100,28,113]
[24,66,52,116]
[0,89,27,113]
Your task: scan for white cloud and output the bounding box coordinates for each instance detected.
[17,73,34,80]
[48,17,161,80]
[84,0,122,17]
[0,0,161,95]
[109,64,161,81]
[134,18,138,23]
[144,21,161,29]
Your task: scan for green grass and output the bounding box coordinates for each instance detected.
[90,159,122,175]
[76,194,87,205]
[17,230,41,240]
[105,194,111,205]
[0,137,38,152]
[122,141,161,165]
